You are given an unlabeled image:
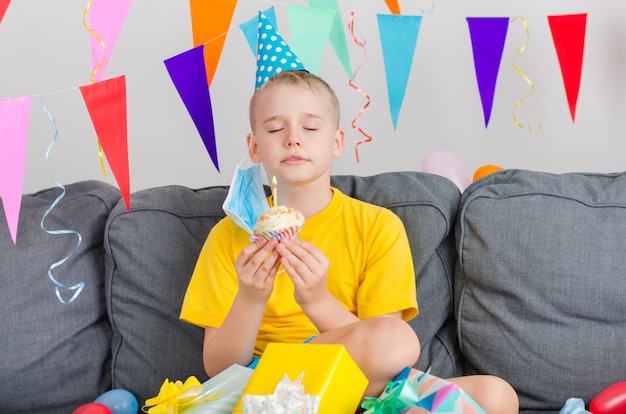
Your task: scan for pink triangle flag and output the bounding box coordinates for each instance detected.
[88,0,133,82]
[0,0,11,24]
[548,13,587,122]
[467,17,509,128]
[0,96,31,244]
[79,75,131,210]
[377,14,423,130]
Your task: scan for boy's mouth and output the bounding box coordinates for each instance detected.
[283,155,306,163]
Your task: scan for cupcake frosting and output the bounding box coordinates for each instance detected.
[252,205,305,235]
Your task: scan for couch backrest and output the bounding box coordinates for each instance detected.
[0,181,120,414]
[104,171,462,405]
[331,172,462,378]
[455,169,626,411]
[104,184,228,404]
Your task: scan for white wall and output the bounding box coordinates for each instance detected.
[1,0,625,194]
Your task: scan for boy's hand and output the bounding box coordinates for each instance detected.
[235,239,281,303]
[276,237,330,306]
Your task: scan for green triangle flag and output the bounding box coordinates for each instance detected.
[287,5,336,75]
[307,0,352,76]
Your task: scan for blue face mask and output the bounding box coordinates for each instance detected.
[222,160,270,234]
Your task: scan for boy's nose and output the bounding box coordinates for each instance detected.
[286,131,302,147]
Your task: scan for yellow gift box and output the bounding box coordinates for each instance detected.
[233,343,368,413]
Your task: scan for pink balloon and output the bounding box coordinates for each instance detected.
[421,150,471,192]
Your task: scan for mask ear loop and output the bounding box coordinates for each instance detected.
[247,135,286,275]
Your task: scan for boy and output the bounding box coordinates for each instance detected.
[181,70,518,412]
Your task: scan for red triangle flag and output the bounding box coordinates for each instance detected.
[548,13,587,122]
[79,75,130,210]
[0,0,10,24]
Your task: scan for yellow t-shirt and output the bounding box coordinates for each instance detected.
[180,188,418,356]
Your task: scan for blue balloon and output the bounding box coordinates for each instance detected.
[94,389,138,414]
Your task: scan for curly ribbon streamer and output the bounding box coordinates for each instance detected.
[347,11,373,164]
[40,96,85,304]
[82,0,112,180]
[511,16,542,135]
[143,376,205,414]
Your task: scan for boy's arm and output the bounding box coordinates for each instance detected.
[276,237,361,332]
[202,239,281,377]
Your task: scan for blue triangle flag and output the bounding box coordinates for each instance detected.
[377,14,423,130]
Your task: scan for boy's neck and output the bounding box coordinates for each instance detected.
[278,180,333,218]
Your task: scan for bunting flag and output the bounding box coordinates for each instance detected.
[287,5,336,75]
[377,14,422,130]
[0,97,31,244]
[189,0,238,87]
[467,17,509,127]
[0,0,10,24]
[88,0,133,83]
[240,6,278,56]
[384,0,401,15]
[548,13,587,122]
[164,45,219,172]
[307,0,352,76]
[79,76,131,210]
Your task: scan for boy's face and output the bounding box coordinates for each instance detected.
[248,83,344,187]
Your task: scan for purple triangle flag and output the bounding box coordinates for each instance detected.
[164,45,219,172]
[377,14,422,130]
[467,17,509,127]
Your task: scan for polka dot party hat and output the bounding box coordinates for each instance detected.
[255,11,306,90]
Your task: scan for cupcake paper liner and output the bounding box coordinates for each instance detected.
[249,225,302,243]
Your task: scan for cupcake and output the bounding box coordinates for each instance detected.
[249,205,305,242]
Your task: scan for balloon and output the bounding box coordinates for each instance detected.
[473,164,504,182]
[590,382,626,414]
[94,389,138,414]
[421,149,471,192]
[73,403,112,414]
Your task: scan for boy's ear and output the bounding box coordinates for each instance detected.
[332,128,345,158]
[247,133,262,162]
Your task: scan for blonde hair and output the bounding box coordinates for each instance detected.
[249,70,340,129]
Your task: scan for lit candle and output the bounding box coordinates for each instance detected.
[271,175,278,207]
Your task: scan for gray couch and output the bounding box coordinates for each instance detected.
[1,170,624,413]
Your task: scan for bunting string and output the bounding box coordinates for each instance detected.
[40,95,85,305]
[347,11,373,164]
[511,16,542,135]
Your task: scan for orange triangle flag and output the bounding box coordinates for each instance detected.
[79,75,130,210]
[384,0,401,14]
[189,0,238,87]
[548,13,587,122]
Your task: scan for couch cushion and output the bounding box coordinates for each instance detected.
[0,180,120,414]
[104,185,229,405]
[332,171,462,378]
[105,172,462,406]
[455,169,626,411]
